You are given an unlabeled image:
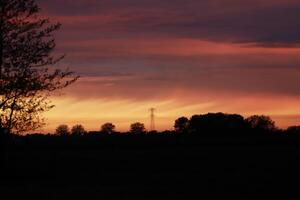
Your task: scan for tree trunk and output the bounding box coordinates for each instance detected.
[7,97,17,134]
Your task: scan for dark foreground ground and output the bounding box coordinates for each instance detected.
[1,133,300,199]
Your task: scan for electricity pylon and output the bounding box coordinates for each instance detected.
[149,108,155,131]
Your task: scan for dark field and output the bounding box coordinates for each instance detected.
[1,134,300,199]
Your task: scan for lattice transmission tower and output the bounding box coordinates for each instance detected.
[149,108,156,131]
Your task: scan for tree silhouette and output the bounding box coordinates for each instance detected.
[100,123,116,134]
[174,117,189,133]
[246,115,276,131]
[286,126,300,135]
[189,113,246,134]
[71,124,86,136]
[0,0,78,134]
[130,122,146,134]
[55,124,70,136]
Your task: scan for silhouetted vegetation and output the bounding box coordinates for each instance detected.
[100,123,116,134]
[188,113,249,135]
[2,113,300,199]
[245,115,276,132]
[286,126,300,135]
[18,112,299,138]
[130,122,146,134]
[174,116,189,133]
[71,124,86,136]
[0,0,78,134]
[55,124,70,136]
[1,112,300,199]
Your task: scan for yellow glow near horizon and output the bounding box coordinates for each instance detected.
[42,97,215,133]
[39,93,300,133]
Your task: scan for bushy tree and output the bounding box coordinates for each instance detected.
[286,126,300,135]
[174,116,189,133]
[100,123,116,134]
[55,124,70,136]
[130,122,146,134]
[0,0,78,133]
[189,113,246,134]
[71,124,86,136]
[246,115,276,131]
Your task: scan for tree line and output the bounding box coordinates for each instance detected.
[53,113,300,136]
[55,122,147,136]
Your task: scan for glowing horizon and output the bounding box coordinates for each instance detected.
[34,0,300,133]
[41,88,300,133]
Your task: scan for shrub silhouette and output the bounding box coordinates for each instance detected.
[286,126,300,135]
[55,124,70,136]
[189,113,247,135]
[174,117,189,133]
[130,122,146,134]
[246,115,276,132]
[71,124,86,136]
[101,123,116,134]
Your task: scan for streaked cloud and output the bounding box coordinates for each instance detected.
[33,0,300,132]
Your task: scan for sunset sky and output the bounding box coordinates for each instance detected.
[38,0,300,132]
